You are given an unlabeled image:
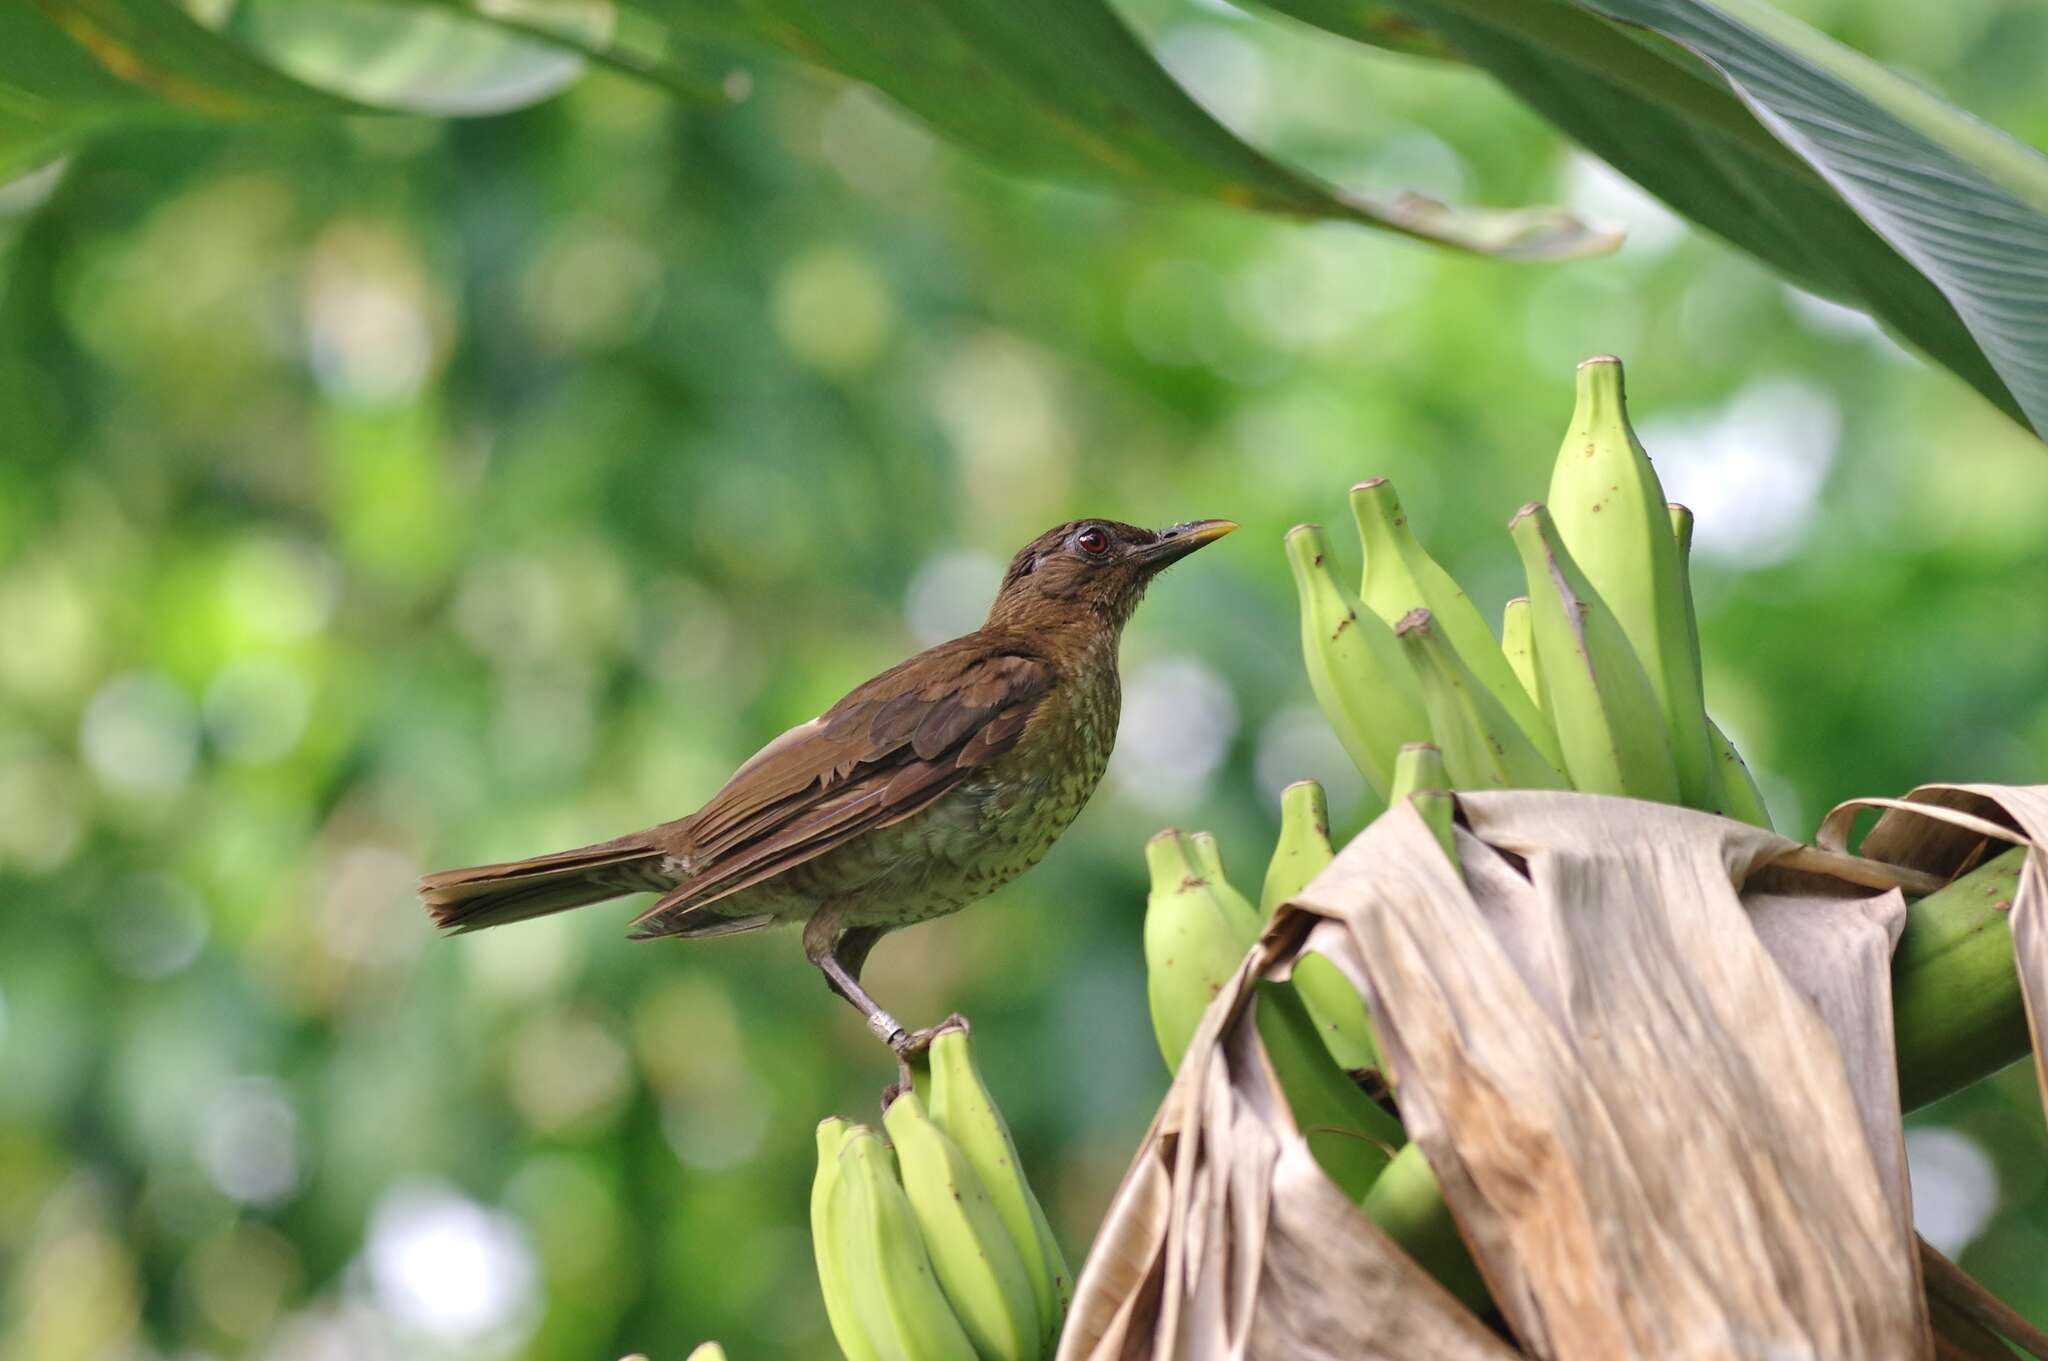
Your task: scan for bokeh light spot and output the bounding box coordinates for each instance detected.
[772,246,895,377]
[905,549,1004,646]
[81,672,200,797]
[1645,378,1841,566]
[365,1180,540,1347]
[199,1077,304,1208]
[1906,1126,2000,1256]
[1110,657,1239,813]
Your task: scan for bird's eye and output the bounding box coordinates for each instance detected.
[1076,527,1110,555]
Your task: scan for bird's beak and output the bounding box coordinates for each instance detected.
[1134,519,1238,570]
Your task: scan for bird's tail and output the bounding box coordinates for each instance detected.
[420,831,677,933]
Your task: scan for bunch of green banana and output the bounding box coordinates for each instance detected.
[1144,812,1402,1198]
[1283,523,1430,795]
[811,1030,1069,1361]
[1545,355,1721,811]
[1275,355,1770,827]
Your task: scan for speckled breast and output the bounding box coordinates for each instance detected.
[801,655,1122,931]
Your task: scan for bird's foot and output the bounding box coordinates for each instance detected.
[881,1012,970,1060]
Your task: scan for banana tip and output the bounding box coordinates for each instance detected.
[1350,477,1389,492]
[1508,501,1542,528]
[1577,353,1623,370]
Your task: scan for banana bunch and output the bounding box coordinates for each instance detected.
[812,1027,1070,1361]
[1134,353,1774,1224]
[1144,812,1402,1200]
[1283,354,1772,830]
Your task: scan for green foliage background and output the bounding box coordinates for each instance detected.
[3,1,2046,1356]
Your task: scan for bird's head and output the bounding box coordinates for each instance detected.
[986,518,1237,631]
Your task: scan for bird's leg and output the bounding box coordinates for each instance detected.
[803,916,908,1048]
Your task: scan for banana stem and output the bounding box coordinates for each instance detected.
[1895,846,2027,1110]
[1362,846,2031,1307]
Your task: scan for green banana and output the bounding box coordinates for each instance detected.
[1155,825,1400,1199]
[1392,608,1569,792]
[1144,828,1262,1075]
[1410,783,1460,861]
[814,1118,885,1361]
[832,1124,979,1361]
[1389,742,1456,860]
[1259,779,1334,918]
[1188,829,1233,888]
[1284,523,1431,796]
[1361,1143,1488,1311]
[686,1345,731,1361]
[883,1089,1041,1361]
[1352,478,1563,770]
[1508,505,1679,802]
[927,1028,1071,1348]
[1667,502,1773,830]
[1386,740,1447,805]
[1251,979,1401,1201]
[1500,596,1544,715]
[1546,356,1718,810]
[1708,719,1773,830]
[1259,780,1380,1074]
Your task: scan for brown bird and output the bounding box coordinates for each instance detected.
[420,517,1235,1051]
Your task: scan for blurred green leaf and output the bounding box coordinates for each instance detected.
[217,0,610,117]
[1255,0,1462,62]
[0,0,360,178]
[1299,0,2048,435]
[642,0,1618,260]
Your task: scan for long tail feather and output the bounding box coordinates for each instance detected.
[420,832,675,933]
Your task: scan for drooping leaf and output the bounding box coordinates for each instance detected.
[0,0,616,177]
[0,0,362,178]
[649,0,1616,260]
[1820,782,2048,1132]
[1276,0,2048,435]
[1258,0,1460,62]
[217,0,611,117]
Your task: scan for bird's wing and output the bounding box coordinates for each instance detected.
[630,641,1054,935]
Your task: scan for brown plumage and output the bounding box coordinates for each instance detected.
[420,517,1235,1050]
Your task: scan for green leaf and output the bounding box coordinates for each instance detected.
[649,0,1616,260]
[0,0,362,179]
[1297,0,2048,435]
[216,0,611,117]
[1256,0,1461,62]
[0,0,626,178]
[1593,0,2048,436]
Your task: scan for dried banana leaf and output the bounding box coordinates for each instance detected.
[1071,789,1956,1361]
[1819,783,2048,1128]
[1059,949,1520,1361]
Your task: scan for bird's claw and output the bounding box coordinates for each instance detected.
[886,1012,970,1060]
